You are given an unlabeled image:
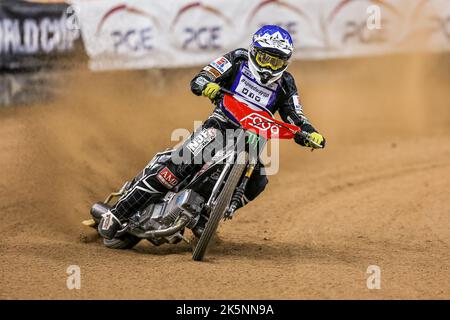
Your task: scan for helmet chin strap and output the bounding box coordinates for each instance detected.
[260,71,274,84]
[262,73,283,85]
[248,58,283,85]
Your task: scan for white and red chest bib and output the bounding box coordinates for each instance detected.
[229,62,280,112]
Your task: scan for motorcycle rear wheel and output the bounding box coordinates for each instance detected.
[103,234,140,249]
[192,151,247,261]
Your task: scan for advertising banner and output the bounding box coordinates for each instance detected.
[0,0,82,70]
[71,0,450,70]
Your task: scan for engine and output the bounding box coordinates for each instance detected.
[133,189,205,244]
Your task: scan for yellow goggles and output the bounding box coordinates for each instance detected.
[255,51,288,71]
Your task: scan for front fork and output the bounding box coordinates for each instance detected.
[224,133,267,219]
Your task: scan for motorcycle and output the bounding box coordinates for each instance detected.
[82,89,322,261]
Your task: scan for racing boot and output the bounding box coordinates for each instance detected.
[98,210,123,240]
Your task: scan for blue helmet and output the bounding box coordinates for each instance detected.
[249,25,294,85]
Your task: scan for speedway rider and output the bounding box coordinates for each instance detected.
[98,25,326,241]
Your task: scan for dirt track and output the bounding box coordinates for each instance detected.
[1,54,449,299]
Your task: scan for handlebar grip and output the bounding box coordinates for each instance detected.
[222,87,323,149]
[296,131,324,149]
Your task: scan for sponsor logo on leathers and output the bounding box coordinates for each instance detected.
[157,167,179,189]
[186,128,217,156]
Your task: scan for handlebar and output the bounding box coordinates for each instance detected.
[219,87,235,96]
[219,87,323,149]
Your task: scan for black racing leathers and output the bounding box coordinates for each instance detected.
[109,48,320,223]
[190,48,319,146]
[110,117,268,221]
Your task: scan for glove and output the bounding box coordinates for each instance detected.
[305,132,325,149]
[202,82,221,100]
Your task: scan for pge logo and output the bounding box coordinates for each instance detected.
[171,2,233,52]
[325,0,403,47]
[406,0,450,47]
[246,0,324,51]
[96,4,160,54]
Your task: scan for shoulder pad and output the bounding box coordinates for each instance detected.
[280,71,297,93]
[282,71,294,82]
[232,48,248,59]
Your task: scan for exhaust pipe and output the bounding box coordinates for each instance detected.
[137,215,190,238]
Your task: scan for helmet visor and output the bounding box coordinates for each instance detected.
[255,51,288,71]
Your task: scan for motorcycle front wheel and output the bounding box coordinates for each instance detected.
[192,151,247,261]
